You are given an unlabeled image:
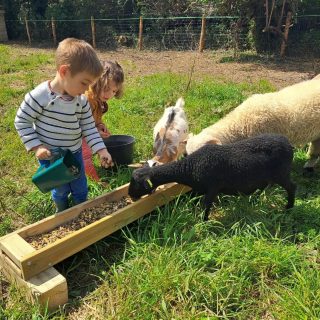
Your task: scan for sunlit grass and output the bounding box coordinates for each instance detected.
[0,44,319,320]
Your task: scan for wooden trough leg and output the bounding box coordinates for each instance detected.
[0,252,68,311]
[0,234,68,310]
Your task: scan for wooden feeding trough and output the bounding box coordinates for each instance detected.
[0,183,190,310]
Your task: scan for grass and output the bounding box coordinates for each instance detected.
[0,45,320,319]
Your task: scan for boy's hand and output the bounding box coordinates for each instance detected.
[97,148,113,168]
[97,123,111,139]
[32,145,51,160]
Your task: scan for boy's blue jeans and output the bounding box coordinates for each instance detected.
[39,149,88,208]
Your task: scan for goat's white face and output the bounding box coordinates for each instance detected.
[152,97,189,164]
[153,130,181,164]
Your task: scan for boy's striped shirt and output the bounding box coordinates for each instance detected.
[14,81,106,154]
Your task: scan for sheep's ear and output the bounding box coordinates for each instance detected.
[175,97,185,109]
[206,138,222,145]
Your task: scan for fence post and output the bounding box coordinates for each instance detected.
[231,20,240,59]
[0,6,8,41]
[280,11,292,57]
[138,16,143,50]
[91,16,96,48]
[25,17,31,45]
[199,15,206,52]
[51,17,57,46]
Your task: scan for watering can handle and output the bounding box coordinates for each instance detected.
[35,164,47,174]
[47,148,67,163]
[57,148,67,157]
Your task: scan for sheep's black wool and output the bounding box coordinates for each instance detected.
[129,134,296,221]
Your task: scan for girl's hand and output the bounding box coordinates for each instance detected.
[32,145,51,160]
[97,123,111,139]
[97,148,113,168]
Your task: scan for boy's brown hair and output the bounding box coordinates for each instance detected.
[91,61,124,99]
[56,38,103,77]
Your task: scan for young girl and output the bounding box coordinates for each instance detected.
[82,61,124,180]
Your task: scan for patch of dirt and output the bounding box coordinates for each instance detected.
[10,43,320,89]
[97,48,319,89]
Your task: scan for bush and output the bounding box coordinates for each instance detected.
[287,29,320,57]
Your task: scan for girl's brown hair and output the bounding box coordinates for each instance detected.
[91,61,124,100]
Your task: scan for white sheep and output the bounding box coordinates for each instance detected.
[148,97,189,166]
[186,78,320,171]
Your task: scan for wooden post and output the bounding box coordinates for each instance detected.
[138,16,143,50]
[232,20,240,60]
[91,16,96,48]
[51,17,57,46]
[280,11,292,58]
[199,15,206,52]
[265,0,269,29]
[25,17,31,45]
[0,7,8,41]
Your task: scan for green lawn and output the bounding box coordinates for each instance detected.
[0,44,320,320]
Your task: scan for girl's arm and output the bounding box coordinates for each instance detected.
[79,98,106,154]
[96,123,111,138]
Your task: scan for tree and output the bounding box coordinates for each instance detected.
[261,0,298,56]
[137,0,202,16]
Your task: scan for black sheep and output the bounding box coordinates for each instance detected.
[128,134,296,221]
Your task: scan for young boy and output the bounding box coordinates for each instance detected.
[14,38,113,212]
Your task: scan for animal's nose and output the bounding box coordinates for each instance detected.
[147,159,159,167]
[128,192,140,201]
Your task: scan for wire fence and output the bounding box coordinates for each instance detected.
[5,15,320,56]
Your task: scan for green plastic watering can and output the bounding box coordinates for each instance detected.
[32,148,81,193]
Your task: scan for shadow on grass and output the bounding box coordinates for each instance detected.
[54,230,126,313]
[200,153,320,241]
[218,52,318,78]
[207,188,320,244]
[220,53,271,64]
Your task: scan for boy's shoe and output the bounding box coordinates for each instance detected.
[72,198,87,206]
[55,200,69,213]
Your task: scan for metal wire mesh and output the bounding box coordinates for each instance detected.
[5,15,320,57]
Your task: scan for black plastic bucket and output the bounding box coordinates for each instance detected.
[103,135,135,166]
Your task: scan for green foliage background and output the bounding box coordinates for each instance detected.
[3,1,320,56]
